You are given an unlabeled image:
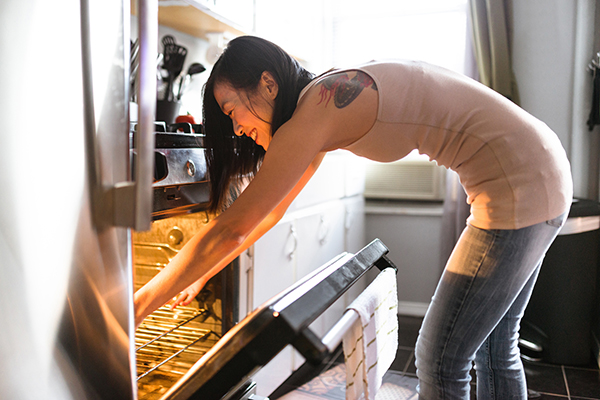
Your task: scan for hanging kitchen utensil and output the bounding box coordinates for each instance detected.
[176,62,206,100]
[161,34,176,47]
[162,43,188,101]
[129,39,139,102]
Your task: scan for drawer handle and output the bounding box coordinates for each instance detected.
[286,226,298,259]
[318,215,329,244]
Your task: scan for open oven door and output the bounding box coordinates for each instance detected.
[161,238,397,400]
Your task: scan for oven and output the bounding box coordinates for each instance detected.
[130,120,242,399]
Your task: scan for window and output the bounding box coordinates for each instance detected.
[256,0,468,69]
[255,0,469,199]
[328,0,469,170]
[329,0,468,74]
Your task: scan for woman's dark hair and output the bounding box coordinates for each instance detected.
[202,35,314,214]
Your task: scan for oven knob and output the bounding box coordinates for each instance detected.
[168,228,184,246]
[185,160,196,177]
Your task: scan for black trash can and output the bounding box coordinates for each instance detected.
[520,198,600,366]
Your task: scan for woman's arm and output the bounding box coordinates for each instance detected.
[169,152,326,309]
[134,152,325,326]
[134,70,378,326]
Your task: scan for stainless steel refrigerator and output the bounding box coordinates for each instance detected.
[0,0,156,398]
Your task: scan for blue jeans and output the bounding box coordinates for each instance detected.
[415,213,567,399]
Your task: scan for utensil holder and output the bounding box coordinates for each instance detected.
[156,100,180,124]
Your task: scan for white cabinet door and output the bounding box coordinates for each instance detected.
[251,219,296,396]
[253,345,295,397]
[253,220,296,308]
[344,195,366,254]
[295,201,346,344]
[292,201,345,369]
[295,201,346,283]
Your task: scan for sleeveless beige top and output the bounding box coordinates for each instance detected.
[299,61,572,230]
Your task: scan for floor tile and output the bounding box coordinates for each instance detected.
[379,370,418,399]
[466,388,569,399]
[523,361,568,396]
[277,363,420,399]
[564,366,600,399]
[389,314,600,400]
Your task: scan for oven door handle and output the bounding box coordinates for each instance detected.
[110,0,157,230]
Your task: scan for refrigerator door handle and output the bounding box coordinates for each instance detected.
[131,0,157,231]
[109,0,158,231]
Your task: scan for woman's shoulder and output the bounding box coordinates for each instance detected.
[291,67,379,151]
[298,67,379,108]
[297,60,422,103]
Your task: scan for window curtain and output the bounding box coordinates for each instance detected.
[439,0,520,268]
[468,0,520,103]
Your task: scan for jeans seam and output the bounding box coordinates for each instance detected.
[486,339,495,399]
[437,228,498,398]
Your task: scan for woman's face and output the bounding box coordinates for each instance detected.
[214,74,278,150]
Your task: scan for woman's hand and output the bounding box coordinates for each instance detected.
[170,278,204,309]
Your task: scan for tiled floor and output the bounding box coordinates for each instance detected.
[274,315,600,399]
[390,315,600,400]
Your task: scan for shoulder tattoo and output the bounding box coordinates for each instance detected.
[316,71,377,109]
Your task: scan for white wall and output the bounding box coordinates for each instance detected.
[511,0,599,199]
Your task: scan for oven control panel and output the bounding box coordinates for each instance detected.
[130,122,211,219]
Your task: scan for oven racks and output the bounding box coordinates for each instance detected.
[136,305,221,400]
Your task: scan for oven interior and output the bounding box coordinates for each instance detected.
[133,212,239,400]
[132,121,240,399]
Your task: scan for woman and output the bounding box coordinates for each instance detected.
[134,35,572,399]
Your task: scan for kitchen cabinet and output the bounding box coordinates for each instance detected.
[252,219,296,308]
[365,201,444,316]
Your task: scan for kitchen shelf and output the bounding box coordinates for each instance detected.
[131,0,250,40]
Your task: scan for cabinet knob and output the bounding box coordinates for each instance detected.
[286,225,298,259]
[318,215,329,244]
[185,160,196,177]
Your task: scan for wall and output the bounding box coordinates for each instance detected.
[511,0,599,199]
[510,1,600,365]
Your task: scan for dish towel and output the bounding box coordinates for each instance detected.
[343,267,398,400]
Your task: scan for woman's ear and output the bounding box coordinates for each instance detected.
[260,71,279,100]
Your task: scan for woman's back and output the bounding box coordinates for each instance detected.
[298,61,573,230]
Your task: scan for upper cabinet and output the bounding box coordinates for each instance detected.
[132,0,254,40]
